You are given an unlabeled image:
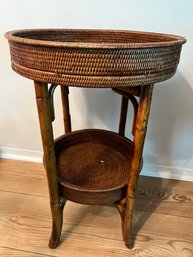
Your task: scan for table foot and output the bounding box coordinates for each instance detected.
[122,198,134,249]
[49,239,59,249]
[125,242,133,249]
[116,196,135,249]
[48,199,66,249]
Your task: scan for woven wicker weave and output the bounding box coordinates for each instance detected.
[5,29,186,249]
[5,29,185,87]
[55,129,138,205]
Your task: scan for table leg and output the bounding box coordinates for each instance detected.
[123,84,154,248]
[119,96,129,136]
[34,81,66,249]
[60,86,71,133]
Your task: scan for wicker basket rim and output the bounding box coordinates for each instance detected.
[5,28,186,49]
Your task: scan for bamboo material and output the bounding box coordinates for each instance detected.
[34,81,65,249]
[123,84,154,248]
[60,86,71,133]
[49,84,58,122]
[5,28,185,251]
[114,86,141,97]
[118,97,129,136]
[113,88,139,136]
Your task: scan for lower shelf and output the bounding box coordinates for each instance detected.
[55,129,134,205]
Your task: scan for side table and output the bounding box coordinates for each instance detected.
[5,29,185,249]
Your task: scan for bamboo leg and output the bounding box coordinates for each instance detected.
[34,81,65,249]
[123,84,154,248]
[60,86,71,133]
[119,96,129,137]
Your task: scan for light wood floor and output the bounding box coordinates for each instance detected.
[0,159,193,257]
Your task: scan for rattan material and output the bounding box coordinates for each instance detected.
[5,29,186,249]
[55,129,137,205]
[5,29,186,87]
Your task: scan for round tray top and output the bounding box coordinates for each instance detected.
[55,129,136,205]
[5,29,185,87]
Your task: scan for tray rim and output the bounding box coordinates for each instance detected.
[5,28,186,49]
[11,60,176,88]
[55,129,134,192]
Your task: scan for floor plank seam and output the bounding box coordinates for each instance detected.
[0,189,48,198]
[0,246,56,257]
[1,159,193,256]
[134,208,193,219]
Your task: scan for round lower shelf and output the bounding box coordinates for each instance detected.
[55,129,134,205]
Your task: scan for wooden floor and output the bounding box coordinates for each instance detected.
[0,159,193,257]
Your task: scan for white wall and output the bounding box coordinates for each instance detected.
[0,0,193,181]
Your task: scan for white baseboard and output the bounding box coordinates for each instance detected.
[1,147,193,182]
[0,147,43,163]
[142,163,193,182]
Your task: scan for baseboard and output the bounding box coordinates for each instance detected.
[1,147,193,182]
[0,147,43,163]
[142,163,193,182]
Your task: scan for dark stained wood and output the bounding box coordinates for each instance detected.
[122,84,154,248]
[60,86,71,133]
[113,86,141,97]
[118,96,129,136]
[34,81,65,249]
[113,87,139,136]
[55,129,135,205]
[34,82,59,204]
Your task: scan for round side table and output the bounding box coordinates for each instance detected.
[5,29,185,249]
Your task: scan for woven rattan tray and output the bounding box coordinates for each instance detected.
[55,129,137,205]
[5,29,185,87]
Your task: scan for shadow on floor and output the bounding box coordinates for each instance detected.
[61,71,193,246]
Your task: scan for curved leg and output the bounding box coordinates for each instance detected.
[112,88,139,137]
[118,85,154,248]
[34,82,65,248]
[119,96,129,136]
[60,86,71,133]
[49,198,66,248]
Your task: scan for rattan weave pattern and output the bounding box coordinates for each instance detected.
[59,185,127,205]
[5,29,186,249]
[6,29,185,87]
[12,61,176,87]
[55,129,136,204]
[10,43,181,76]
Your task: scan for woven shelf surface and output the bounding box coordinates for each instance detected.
[55,129,135,205]
[5,29,185,87]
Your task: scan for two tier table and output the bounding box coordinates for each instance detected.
[5,29,185,249]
